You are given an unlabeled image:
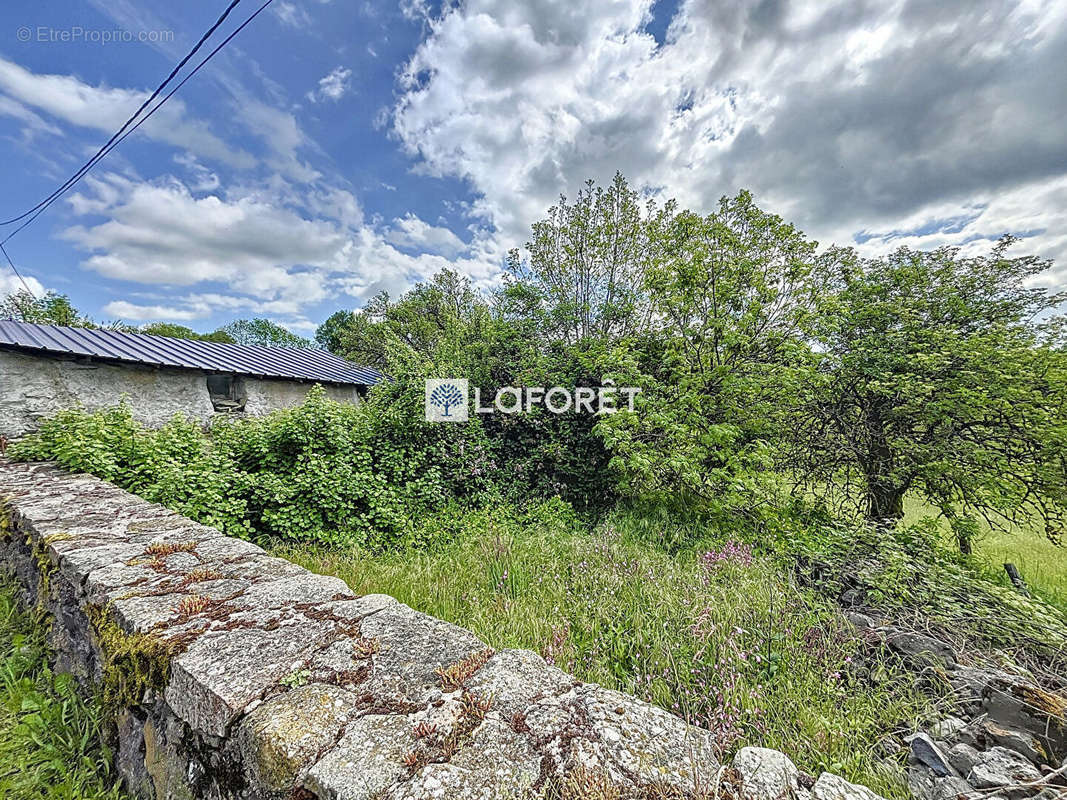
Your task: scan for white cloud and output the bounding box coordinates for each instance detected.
[63,174,347,298]
[236,100,322,182]
[392,0,1067,285]
[385,213,468,257]
[0,273,46,298]
[61,172,502,322]
[273,1,312,28]
[102,300,202,321]
[0,57,254,168]
[309,67,353,103]
[0,95,62,137]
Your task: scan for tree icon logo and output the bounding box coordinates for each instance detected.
[430,383,463,416]
[425,379,469,422]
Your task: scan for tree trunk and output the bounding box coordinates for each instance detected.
[865,482,906,524]
[860,404,906,525]
[955,528,973,555]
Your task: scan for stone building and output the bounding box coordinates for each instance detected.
[0,321,381,438]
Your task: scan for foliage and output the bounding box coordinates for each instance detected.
[788,239,1067,548]
[503,171,660,344]
[8,386,503,549]
[0,580,128,800]
[332,270,494,376]
[138,322,235,343]
[596,190,820,514]
[0,291,94,327]
[277,503,934,799]
[315,309,355,353]
[785,512,1067,677]
[218,317,311,348]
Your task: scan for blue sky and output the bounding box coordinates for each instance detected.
[1,0,1065,335]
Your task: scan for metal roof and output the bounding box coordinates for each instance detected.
[0,321,382,386]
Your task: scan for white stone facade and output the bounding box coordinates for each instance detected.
[0,349,361,438]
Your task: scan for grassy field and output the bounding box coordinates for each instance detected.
[276,503,939,799]
[0,581,127,800]
[903,497,1067,613]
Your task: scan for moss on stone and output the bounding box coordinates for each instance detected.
[28,535,57,610]
[86,603,175,711]
[0,498,11,541]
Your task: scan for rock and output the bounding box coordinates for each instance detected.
[948,666,1067,758]
[907,732,959,777]
[812,771,888,800]
[303,714,417,800]
[463,648,573,720]
[967,747,1042,795]
[907,770,975,800]
[884,629,956,668]
[930,716,969,742]
[733,747,804,800]
[845,612,875,629]
[932,776,975,800]
[522,683,719,793]
[386,718,542,800]
[357,601,490,707]
[946,743,982,776]
[981,721,1048,765]
[237,683,358,798]
[875,735,903,757]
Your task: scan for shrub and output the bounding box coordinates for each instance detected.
[9,385,508,550]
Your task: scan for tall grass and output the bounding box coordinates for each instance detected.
[903,497,1067,613]
[276,503,938,799]
[0,580,128,800]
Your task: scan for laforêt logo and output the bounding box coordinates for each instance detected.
[425,378,469,422]
[425,378,641,423]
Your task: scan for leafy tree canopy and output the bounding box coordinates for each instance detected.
[139,322,236,343]
[789,238,1067,548]
[219,318,310,348]
[0,290,94,327]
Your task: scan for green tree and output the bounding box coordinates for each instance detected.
[140,322,236,343]
[332,270,494,378]
[504,172,659,345]
[315,310,355,353]
[218,318,310,348]
[597,190,822,512]
[791,238,1067,550]
[0,290,93,327]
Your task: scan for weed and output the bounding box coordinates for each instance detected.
[352,637,381,659]
[280,668,310,689]
[144,541,197,557]
[0,578,130,799]
[435,647,494,690]
[174,595,216,617]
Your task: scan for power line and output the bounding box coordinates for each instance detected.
[1,243,37,298]
[1,0,243,228]
[0,0,277,253]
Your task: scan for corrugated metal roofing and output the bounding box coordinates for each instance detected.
[0,321,382,386]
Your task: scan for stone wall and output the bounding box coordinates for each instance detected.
[0,349,216,437]
[243,378,360,417]
[0,460,888,800]
[0,349,360,438]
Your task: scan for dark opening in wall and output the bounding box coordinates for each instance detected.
[207,374,246,412]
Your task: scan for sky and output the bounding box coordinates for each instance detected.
[0,0,1065,336]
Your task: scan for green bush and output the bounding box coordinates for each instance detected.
[9,384,508,550]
